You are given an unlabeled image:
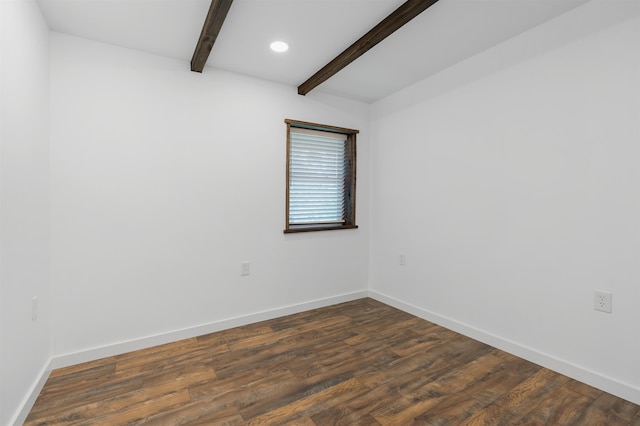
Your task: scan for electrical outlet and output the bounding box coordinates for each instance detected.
[594,291,612,313]
[399,254,406,266]
[240,261,250,276]
[32,296,39,321]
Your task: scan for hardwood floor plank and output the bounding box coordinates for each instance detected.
[461,402,515,426]
[87,389,191,425]
[461,356,542,405]
[388,326,456,357]
[311,404,382,425]
[415,390,489,426]
[142,401,244,425]
[140,363,218,390]
[188,368,295,402]
[368,351,504,424]
[371,392,445,425]
[412,353,509,425]
[280,416,317,426]
[445,366,571,425]
[47,358,115,380]
[27,376,144,421]
[226,315,351,352]
[569,392,640,425]
[291,344,398,383]
[564,378,605,400]
[196,324,274,346]
[35,363,116,399]
[601,392,640,422]
[24,298,639,426]
[236,372,355,420]
[115,340,229,376]
[209,333,355,381]
[28,387,189,426]
[245,377,365,424]
[513,386,593,425]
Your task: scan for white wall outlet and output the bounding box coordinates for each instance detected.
[399,254,406,266]
[594,291,612,313]
[240,261,250,276]
[32,296,39,321]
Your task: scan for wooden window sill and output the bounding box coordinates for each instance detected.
[284,225,358,234]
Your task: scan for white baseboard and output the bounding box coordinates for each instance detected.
[51,290,368,369]
[368,290,640,405]
[10,359,52,426]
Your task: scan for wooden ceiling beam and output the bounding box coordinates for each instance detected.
[191,0,234,73]
[298,0,440,96]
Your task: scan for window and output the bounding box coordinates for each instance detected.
[284,119,358,233]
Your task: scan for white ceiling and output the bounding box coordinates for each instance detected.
[37,0,589,103]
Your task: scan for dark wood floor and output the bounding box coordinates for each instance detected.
[26,298,639,425]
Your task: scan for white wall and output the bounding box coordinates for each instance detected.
[370,1,640,404]
[0,0,52,424]
[49,33,370,362]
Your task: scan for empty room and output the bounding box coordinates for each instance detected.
[1,0,639,424]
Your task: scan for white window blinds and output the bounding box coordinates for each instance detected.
[288,128,348,225]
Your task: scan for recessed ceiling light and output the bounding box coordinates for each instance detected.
[270,41,289,53]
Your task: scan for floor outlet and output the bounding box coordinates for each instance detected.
[593,291,612,313]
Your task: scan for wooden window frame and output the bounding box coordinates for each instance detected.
[284,119,359,234]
